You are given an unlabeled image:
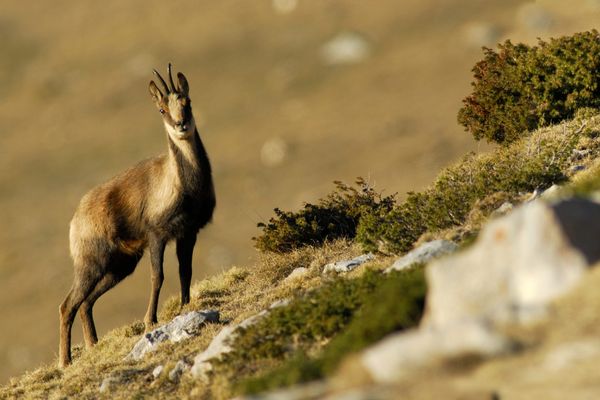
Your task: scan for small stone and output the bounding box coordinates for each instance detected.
[385,240,457,273]
[127,310,219,360]
[191,310,270,379]
[321,32,371,65]
[152,365,164,379]
[323,253,374,273]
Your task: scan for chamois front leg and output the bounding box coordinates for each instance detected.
[176,235,197,306]
[144,235,166,331]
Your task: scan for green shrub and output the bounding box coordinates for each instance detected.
[458,30,600,144]
[254,178,395,253]
[239,268,426,394]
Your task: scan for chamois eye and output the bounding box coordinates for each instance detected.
[159,109,165,114]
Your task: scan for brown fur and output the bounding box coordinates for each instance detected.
[58,65,215,368]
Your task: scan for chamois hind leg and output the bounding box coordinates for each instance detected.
[59,270,102,368]
[144,236,166,331]
[79,274,120,348]
[176,235,196,306]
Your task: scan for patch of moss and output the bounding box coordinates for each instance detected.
[458,30,600,144]
[254,178,395,253]
[238,267,426,394]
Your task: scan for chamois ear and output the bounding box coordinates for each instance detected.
[177,72,189,97]
[148,81,163,103]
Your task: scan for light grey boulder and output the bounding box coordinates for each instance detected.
[362,321,512,383]
[361,199,600,382]
[192,301,288,379]
[127,310,219,361]
[385,240,457,273]
[323,253,374,273]
[425,199,600,329]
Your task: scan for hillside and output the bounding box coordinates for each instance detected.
[3,112,600,399]
[1,1,599,381]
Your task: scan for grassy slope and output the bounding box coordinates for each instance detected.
[3,113,600,399]
[4,0,600,381]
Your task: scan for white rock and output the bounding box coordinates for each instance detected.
[191,310,270,379]
[425,199,600,329]
[321,32,371,65]
[362,321,512,383]
[361,199,600,382]
[323,253,374,273]
[127,310,219,361]
[385,240,457,273]
[152,365,164,379]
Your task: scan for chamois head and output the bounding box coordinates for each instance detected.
[149,63,195,140]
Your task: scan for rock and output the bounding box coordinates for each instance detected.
[385,240,457,273]
[284,267,309,282]
[425,199,600,329]
[361,199,600,382]
[323,253,374,273]
[490,201,514,218]
[362,321,512,383]
[152,365,164,379]
[127,310,219,361]
[169,360,191,382]
[191,310,270,379]
[320,32,371,65]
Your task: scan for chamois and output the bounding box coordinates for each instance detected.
[58,64,216,368]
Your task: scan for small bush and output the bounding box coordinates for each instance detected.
[254,178,395,253]
[238,268,426,394]
[458,30,600,144]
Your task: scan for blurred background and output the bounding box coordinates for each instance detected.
[0,0,598,382]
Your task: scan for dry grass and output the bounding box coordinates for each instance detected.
[0,240,364,399]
